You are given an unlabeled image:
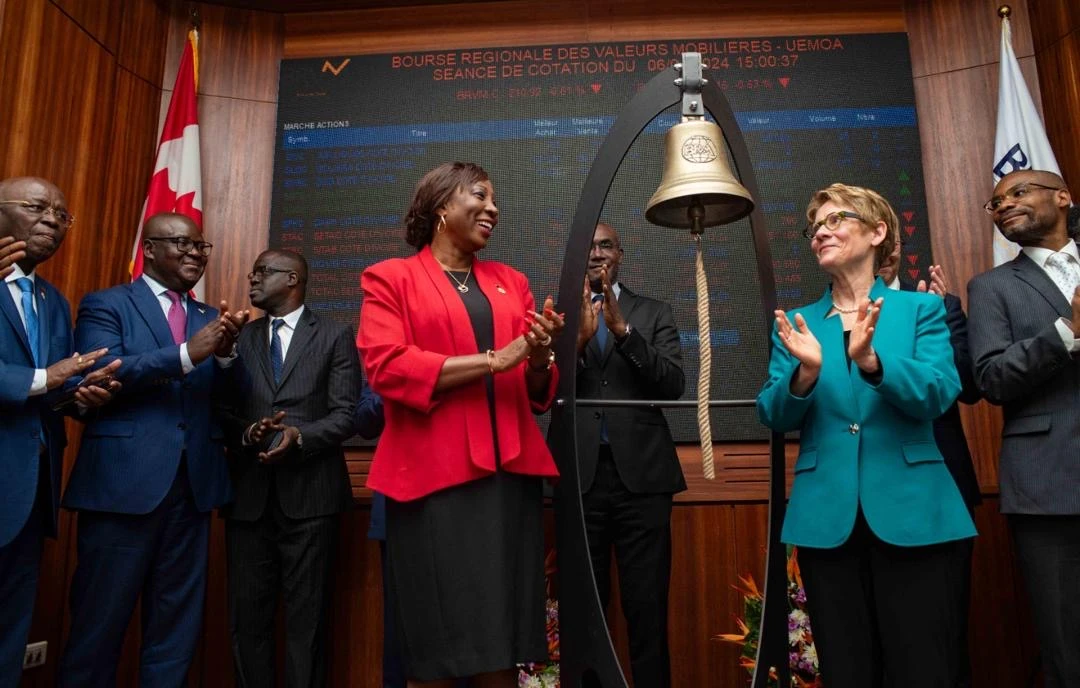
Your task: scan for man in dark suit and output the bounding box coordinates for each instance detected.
[879,240,981,688]
[221,249,360,688]
[574,222,685,688]
[967,169,1080,687]
[59,212,245,687]
[0,177,119,687]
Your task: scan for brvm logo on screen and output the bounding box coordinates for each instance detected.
[321,59,351,76]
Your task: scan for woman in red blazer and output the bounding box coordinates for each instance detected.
[357,162,561,687]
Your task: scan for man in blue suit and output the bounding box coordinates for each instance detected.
[58,212,248,687]
[0,177,119,688]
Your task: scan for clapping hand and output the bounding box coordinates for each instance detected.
[215,300,250,357]
[917,265,948,297]
[525,295,563,371]
[775,310,822,371]
[847,297,884,373]
[0,237,27,280]
[74,359,122,408]
[577,276,601,354]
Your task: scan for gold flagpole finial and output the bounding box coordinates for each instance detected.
[998,5,1012,19]
[188,4,201,29]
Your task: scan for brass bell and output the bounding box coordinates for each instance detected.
[646,119,754,229]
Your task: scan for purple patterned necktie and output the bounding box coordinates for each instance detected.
[165,290,187,344]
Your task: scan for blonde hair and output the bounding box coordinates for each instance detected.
[806,183,898,269]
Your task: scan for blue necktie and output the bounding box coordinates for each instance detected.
[592,294,607,350]
[270,318,285,385]
[16,278,40,367]
[591,294,610,443]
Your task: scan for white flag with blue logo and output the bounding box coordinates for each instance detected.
[992,16,1061,265]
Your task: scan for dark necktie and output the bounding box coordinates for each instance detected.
[15,278,39,367]
[270,318,285,384]
[165,290,186,345]
[592,294,607,350]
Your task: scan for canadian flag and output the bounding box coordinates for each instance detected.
[130,29,205,297]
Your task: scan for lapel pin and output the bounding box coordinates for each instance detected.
[495,284,507,294]
[197,307,206,314]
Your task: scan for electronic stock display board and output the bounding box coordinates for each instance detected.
[270,33,931,441]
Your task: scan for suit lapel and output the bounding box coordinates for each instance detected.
[473,259,516,348]
[246,317,274,388]
[419,246,477,354]
[34,280,51,365]
[0,280,34,363]
[277,308,315,389]
[186,297,212,339]
[1012,252,1071,318]
[597,286,638,367]
[129,279,177,348]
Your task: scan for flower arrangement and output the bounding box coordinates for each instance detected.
[717,545,823,687]
[519,549,561,687]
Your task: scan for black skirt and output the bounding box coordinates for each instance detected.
[384,470,547,680]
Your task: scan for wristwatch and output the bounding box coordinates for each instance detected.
[296,430,303,448]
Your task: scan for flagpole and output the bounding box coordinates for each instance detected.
[998,4,1011,20]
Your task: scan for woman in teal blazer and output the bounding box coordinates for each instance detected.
[757,184,976,688]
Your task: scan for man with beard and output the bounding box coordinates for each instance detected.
[968,169,1080,687]
[0,177,119,686]
[59,212,246,687]
[573,222,685,688]
[219,249,360,688]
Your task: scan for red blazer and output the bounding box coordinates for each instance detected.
[357,245,559,501]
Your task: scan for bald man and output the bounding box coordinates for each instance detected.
[968,169,1080,687]
[218,249,360,687]
[0,177,117,686]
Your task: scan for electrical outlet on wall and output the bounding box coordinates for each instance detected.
[23,641,47,669]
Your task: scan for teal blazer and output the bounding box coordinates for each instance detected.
[757,278,976,549]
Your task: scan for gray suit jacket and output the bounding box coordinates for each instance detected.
[967,244,1080,514]
[220,308,361,521]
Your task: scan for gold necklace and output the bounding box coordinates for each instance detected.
[441,264,472,293]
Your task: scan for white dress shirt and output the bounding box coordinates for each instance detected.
[1022,241,1080,353]
[268,305,305,360]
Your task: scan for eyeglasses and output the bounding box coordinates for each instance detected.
[590,239,619,252]
[145,236,213,256]
[0,200,75,227]
[803,210,864,239]
[247,266,293,280]
[983,182,1063,214]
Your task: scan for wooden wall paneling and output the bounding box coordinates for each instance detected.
[585,0,904,43]
[1028,0,1080,51]
[967,498,1040,688]
[284,0,590,57]
[49,0,124,54]
[163,1,284,102]
[116,0,171,84]
[1031,30,1080,191]
[97,69,166,291]
[330,510,385,688]
[667,505,745,688]
[197,95,281,309]
[283,0,907,58]
[905,0,1034,78]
